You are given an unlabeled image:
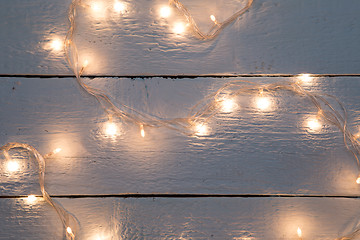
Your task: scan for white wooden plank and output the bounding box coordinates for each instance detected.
[1,76,360,195]
[1,0,360,75]
[1,197,360,239]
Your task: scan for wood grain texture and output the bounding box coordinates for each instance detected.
[1,76,359,196]
[1,0,360,75]
[1,197,360,239]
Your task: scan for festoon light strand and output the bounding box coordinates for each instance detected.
[64,1,360,176]
[3,0,360,239]
[62,1,360,238]
[0,143,79,240]
[169,0,254,40]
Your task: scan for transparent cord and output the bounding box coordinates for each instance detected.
[169,0,254,40]
[62,0,360,239]
[0,143,80,240]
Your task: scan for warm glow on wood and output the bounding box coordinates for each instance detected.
[297,227,302,238]
[7,161,19,172]
[195,123,209,136]
[160,6,171,18]
[114,1,126,13]
[173,22,186,34]
[256,96,271,110]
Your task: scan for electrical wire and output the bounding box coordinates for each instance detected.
[0,143,80,240]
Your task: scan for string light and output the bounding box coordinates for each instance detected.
[25,195,37,204]
[113,1,126,14]
[256,96,271,111]
[1,143,79,240]
[6,160,19,172]
[2,0,359,238]
[60,0,360,238]
[50,38,63,52]
[297,227,302,238]
[159,6,171,18]
[210,15,218,25]
[44,147,62,158]
[83,59,89,68]
[91,2,102,12]
[356,177,360,184]
[104,121,118,138]
[194,123,209,136]
[220,97,237,113]
[169,0,254,40]
[173,22,186,34]
[140,124,145,138]
[54,148,62,154]
[297,73,314,85]
[306,117,322,133]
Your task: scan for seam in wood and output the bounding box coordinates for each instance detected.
[1,74,360,79]
[1,193,360,199]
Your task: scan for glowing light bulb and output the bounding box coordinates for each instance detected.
[105,122,118,137]
[91,2,102,12]
[50,38,63,51]
[160,6,171,18]
[195,123,209,136]
[297,227,302,238]
[306,118,322,132]
[26,195,37,204]
[356,177,360,184]
[54,148,62,154]
[140,124,145,138]
[221,98,236,113]
[173,22,186,34]
[298,73,313,85]
[114,1,126,13]
[7,161,19,172]
[67,227,73,235]
[355,131,360,139]
[256,96,271,111]
[210,15,218,25]
[83,59,89,68]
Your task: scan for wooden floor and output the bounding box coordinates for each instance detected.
[1,0,360,239]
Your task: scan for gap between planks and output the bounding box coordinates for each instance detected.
[0,74,360,79]
[1,193,360,199]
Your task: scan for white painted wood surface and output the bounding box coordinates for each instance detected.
[0,0,360,75]
[1,76,360,196]
[1,0,360,239]
[1,197,360,240]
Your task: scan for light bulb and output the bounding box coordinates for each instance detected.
[7,161,19,172]
[54,148,62,154]
[173,22,186,34]
[297,227,302,238]
[105,122,118,138]
[195,123,209,136]
[221,98,236,113]
[50,38,63,51]
[256,96,271,111]
[83,59,89,68]
[91,2,102,12]
[298,73,313,85]
[26,195,37,204]
[355,132,360,139]
[159,6,171,18]
[210,15,218,24]
[140,124,145,138]
[306,118,321,132]
[67,227,73,234]
[114,1,126,13]
[356,177,360,184]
